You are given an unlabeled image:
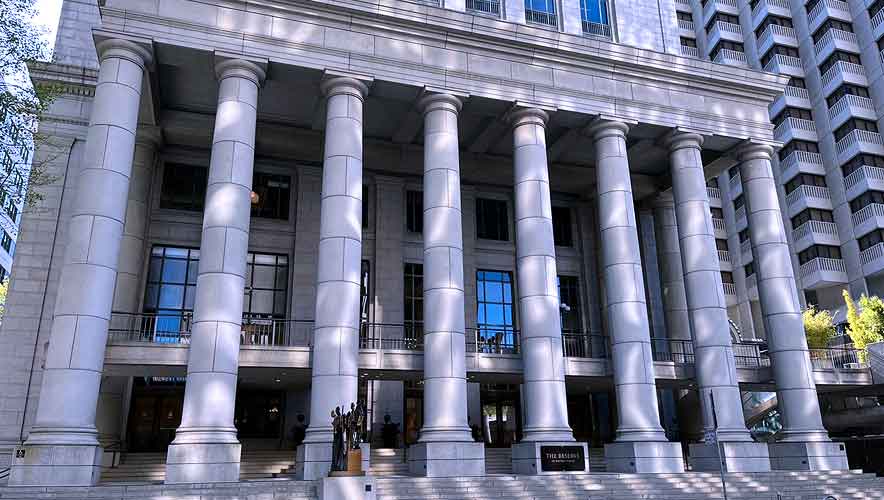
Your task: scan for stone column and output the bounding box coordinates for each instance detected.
[408,93,484,477]
[297,76,368,480]
[665,132,770,472]
[586,119,684,473]
[652,196,691,343]
[736,144,848,471]
[507,108,586,475]
[9,39,151,487]
[165,58,265,484]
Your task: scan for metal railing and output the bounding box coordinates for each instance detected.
[836,129,883,158]
[561,333,610,358]
[583,21,612,38]
[723,282,737,295]
[783,85,810,100]
[873,6,884,29]
[678,19,694,31]
[525,8,557,27]
[735,205,746,222]
[774,117,816,141]
[808,0,850,29]
[845,164,884,191]
[465,0,500,15]
[785,184,830,209]
[780,150,822,174]
[814,29,858,57]
[792,220,838,243]
[851,202,884,227]
[467,327,520,354]
[809,345,867,370]
[860,241,884,266]
[704,0,739,21]
[681,45,700,58]
[108,312,193,344]
[828,94,874,123]
[758,24,795,49]
[359,323,424,350]
[714,48,748,66]
[763,53,801,73]
[712,217,726,231]
[707,186,721,200]
[241,316,314,347]
[729,171,741,192]
[751,0,790,21]
[676,0,691,7]
[741,238,752,256]
[718,249,731,262]
[799,257,846,279]
[821,61,866,91]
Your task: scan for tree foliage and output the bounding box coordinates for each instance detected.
[842,290,884,360]
[803,306,836,349]
[0,0,57,237]
[0,277,7,320]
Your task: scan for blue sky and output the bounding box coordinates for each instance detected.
[34,0,63,53]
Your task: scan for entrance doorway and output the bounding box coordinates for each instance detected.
[403,381,422,446]
[127,378,185,452]
[480,384,521,447]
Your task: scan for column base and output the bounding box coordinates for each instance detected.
[511,441,589,475]
[408,441,485,477]
[295,441,332,480]
[8,443,102,486]
[319,475,376,500]
[604,441,685,473]
[689,442,771,472]
[768,441,849,471]
[165,442,241,483]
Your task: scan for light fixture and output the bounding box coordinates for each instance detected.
[250,191,260,205]
[274,377,281,383]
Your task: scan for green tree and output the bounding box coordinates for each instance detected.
[0,0,58,237]
[803,306,836,349]
[0,277,7,320]
[842,290,884,361]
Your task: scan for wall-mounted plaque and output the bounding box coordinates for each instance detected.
[540,445,586,472]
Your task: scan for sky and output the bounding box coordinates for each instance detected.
[34,0,63,53]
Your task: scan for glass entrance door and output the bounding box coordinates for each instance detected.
[480,385,521,447]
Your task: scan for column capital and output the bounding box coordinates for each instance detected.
[584,118,630,141]
[95,38,152,69]
[507,107,549,129]
[215,58,266,86]
[320,75,370,100]
[733,142,774,162]
[417,92,462,115]
[662,130,704,152]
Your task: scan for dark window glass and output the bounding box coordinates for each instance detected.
[715,238,729,251]
[812,19,854,44]
[706,13,740,32]
[160,163,208,211]
[819,51,862,75]
[784,174,827,195]
[850,189,884,212]
[834,119,879,141]
[739,228,750,242]
[787,77,807,89]
[870,0,884,19]
[709,41,745,60]
[744,262,755,277]
[721,271,734,284]
[677,11,692,21]
[733,194,745,210]
[842,154,884,177]
[361,260,371,324]
[728,166,740,179]
[760,45,799,67]
[243,253,289,319]
[711,207,724,219]
[476,198,509,241]
[552,206,573,246]
[0,231,11,252]
[404,263,423,341]
[250,172,290,220]
[826,85,870,108]
[406,190,423,233]
[798,245,842,264]
[772,107,813,126]
[558,275,582,333]
[859,229,884,251]
[143,246,201,341]
[778,140,819,161]
[791,208,834,227]
[681,37,698,48]
[755,15,793,39]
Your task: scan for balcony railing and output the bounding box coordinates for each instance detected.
[735,205,746,222]
[741,238,752,255]
[828,94,875,124]
[561,333,610,358]
[676,0,692,7]
[718,249,731,262]
[360,323,424,350]
[466,0,501,15]
[108,312,193,344]
[583,21,612,38]
[758,24,795,48]
[809,344,868,370]
[704,0,739,20]
[808,0,850,29]
[780,150,822,175]
[678,19,695,31]
[851,202,884,226]
[723,282,737,295]
[784,86,809,100]
[785,184,830,208]
[751,0,790,21]
[874,7,884,30]
[763,53,801,73]
[467,326,520,354]
[746,273,757,289]
[525,8,557,27]
[814,29,858,57]
[844,164,884,191]
[707,186,721,200]
[836,129,884,158]
[712,217,726,231]
[792,220,838,242]
[714,21,743,36]
[681,45,700,57]
[799,257,846,279]
[650,338,771,368]
[820,61,866,91]
[714,48,748,65]
[860,241,884,266]
[729,171,741,192]
[774,117,816,140]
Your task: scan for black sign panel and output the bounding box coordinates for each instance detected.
[540,446,585,472]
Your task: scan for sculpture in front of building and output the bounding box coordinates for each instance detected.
[330,401,366,474]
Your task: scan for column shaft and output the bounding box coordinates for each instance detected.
[667,133,751,441]
[510,109,572,443]
[166,59,264,484]
[305,76,367,441]
[737,145,827,441]
[652,200,692,343]
[10,39,150,487]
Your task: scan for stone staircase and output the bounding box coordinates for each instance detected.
[370,448,409,476]
[588,447,606,471]
[485,447,512,474]
[374,470,884,500]
[0,479,317,499]
[99,449,297,484]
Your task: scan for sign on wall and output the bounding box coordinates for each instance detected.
[540,445,586,472]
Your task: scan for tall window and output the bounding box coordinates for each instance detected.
[1,230,11,252]
[160,163,208,211]
[243,253,289,318]
[404,263,423,342]
[250,173,291,220]
[552,206,573,247]
[525,0,557,26]
[580,0,610,36]
[406,190,423,233]
[476,270,516,352]
[361,260,371,324]
[476,198,509,241]
[557,275,582,333]
[143,247,200,341]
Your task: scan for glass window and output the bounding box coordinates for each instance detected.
[476,198,509,241]
[760,45,799,67]
[406,190,423,233]
[580,0,609,31]
[681,37,698,48]
[710,207,724,219]
[706,13,740,31]
[557,275,582,333]
[160,163,208,211]
[826,84,870,108]
[361,260,371,324]
[850,189,884,212]
[739,228,750,242]
[733,194,745,210]
[552,206,573,246]
[404,263,423,341]
[784,174,827,195]
[721,271,734,284]
[715,238,729,251]
[778,140,819,161]
[476,270,516,352]
[798,244,842,264]
[525,0,557,26]
[791,208,834,227]
[819,51,862,75]
[812,19,853,43]
[772,106,812,126]
[834,119,879,141]
[143,246,201,341]
[870,0,884,19]
[744,262,755,277]
[243,253,289,318]
[842,154,884,177]
[858,229,884,251]
[0,230,11,252]
[250,172,291,220]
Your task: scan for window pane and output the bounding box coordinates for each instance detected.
[162,260,187,284]
[159,285,185,309]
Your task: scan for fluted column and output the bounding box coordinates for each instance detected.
[297,76,367,480]
[112,130,158,313]
[9,39,151,487]
[652,196,692,343]
[408,93,484,477]
[737,144,847,470]
[165,58,265,484]
[666,132,770,471]
[588,119,684,473]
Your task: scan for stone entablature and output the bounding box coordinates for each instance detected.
[98,0,786,142]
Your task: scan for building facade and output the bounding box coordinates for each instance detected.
[0,74,33,282]
[0,0,879,488]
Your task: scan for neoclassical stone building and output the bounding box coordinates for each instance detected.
[0,0,877,488]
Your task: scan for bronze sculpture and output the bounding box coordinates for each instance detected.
[330,401,366,473]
